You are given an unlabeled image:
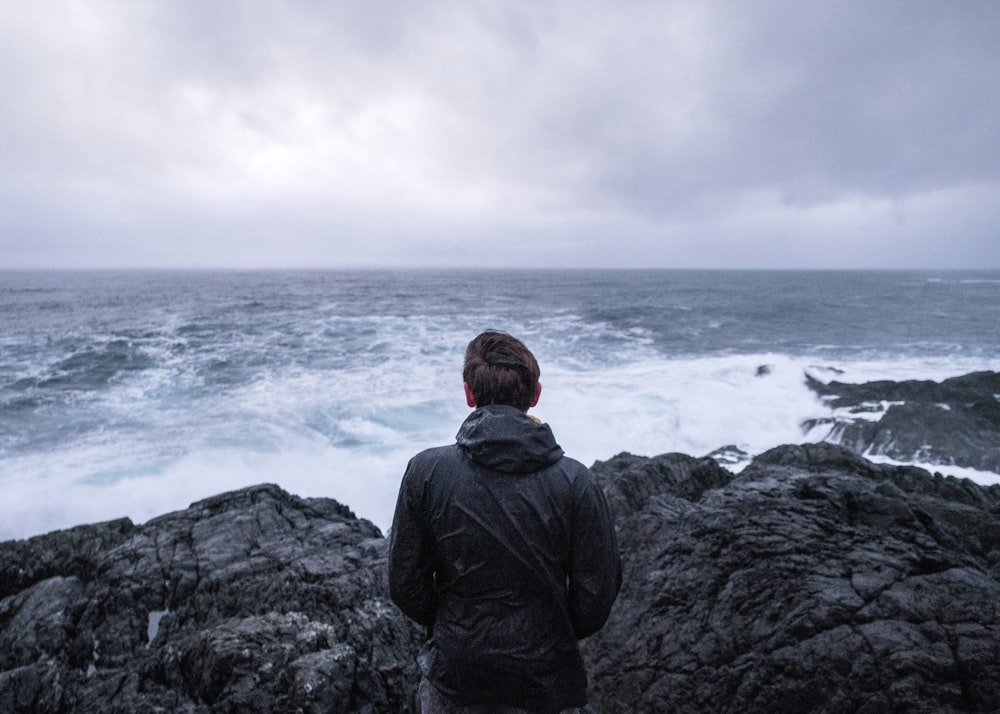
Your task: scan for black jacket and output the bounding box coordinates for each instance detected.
[388,405,622,713]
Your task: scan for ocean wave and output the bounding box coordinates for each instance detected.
[2,269,999,541]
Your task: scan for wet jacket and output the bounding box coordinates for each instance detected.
[388,405,622,713]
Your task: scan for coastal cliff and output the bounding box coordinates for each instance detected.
[3,372,1000,713]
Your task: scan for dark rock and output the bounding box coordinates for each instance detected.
[704,443,753,468]
[804,371,1000,472]
[591,452,733,514]
[584,443,1000,713]
[5,438,1000,712]
[0,484,423,713]
[0,518,136,600]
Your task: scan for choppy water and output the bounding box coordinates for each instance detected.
[2,269,999,540]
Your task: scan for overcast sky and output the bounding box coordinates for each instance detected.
[2,1,998,270]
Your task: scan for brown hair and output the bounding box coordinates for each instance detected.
[463,330,540,411]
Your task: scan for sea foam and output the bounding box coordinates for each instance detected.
[4,350,998,540]
[3,270,999,540]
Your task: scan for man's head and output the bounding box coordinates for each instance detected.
[463,330,541,412]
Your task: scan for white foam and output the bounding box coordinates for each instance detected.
[540,353,828,466]
[3,342,999,541]
[0,440,420,540]
[804,359,1000,384]
[823,400,906,423]
[863,454,1000,488]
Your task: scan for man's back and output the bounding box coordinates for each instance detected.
[388,331,621,714]
[389,404,621,713]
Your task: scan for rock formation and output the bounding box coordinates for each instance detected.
[803,370,1000,473]
[584,443,1000,713]
[3,372,1000,713]
[0,486,423,713]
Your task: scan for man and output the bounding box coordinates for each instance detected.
[388,330,622,714]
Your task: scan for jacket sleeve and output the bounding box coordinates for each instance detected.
[567,470,622,639]
[387,460,437,627]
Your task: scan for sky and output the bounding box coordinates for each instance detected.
[1,0,998,270]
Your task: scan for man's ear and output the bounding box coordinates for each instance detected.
[464,382,477,408]
[530,382,542,408]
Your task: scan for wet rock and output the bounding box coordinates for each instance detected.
[704,444,753,469]
[0,484,423,714]
[4,438,1000,712]
[584,442,1000,713]
[804,370,1000,472]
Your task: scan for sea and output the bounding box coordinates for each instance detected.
[2,269,999,542]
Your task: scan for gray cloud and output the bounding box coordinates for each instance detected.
[1,0,998,269]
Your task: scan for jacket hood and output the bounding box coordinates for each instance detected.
[456,405,564,474]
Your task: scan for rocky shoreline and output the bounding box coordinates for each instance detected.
[585,444,1000,712]
[3,372,1000,713]
[802,370,1000,474]
[1,485,424,713]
